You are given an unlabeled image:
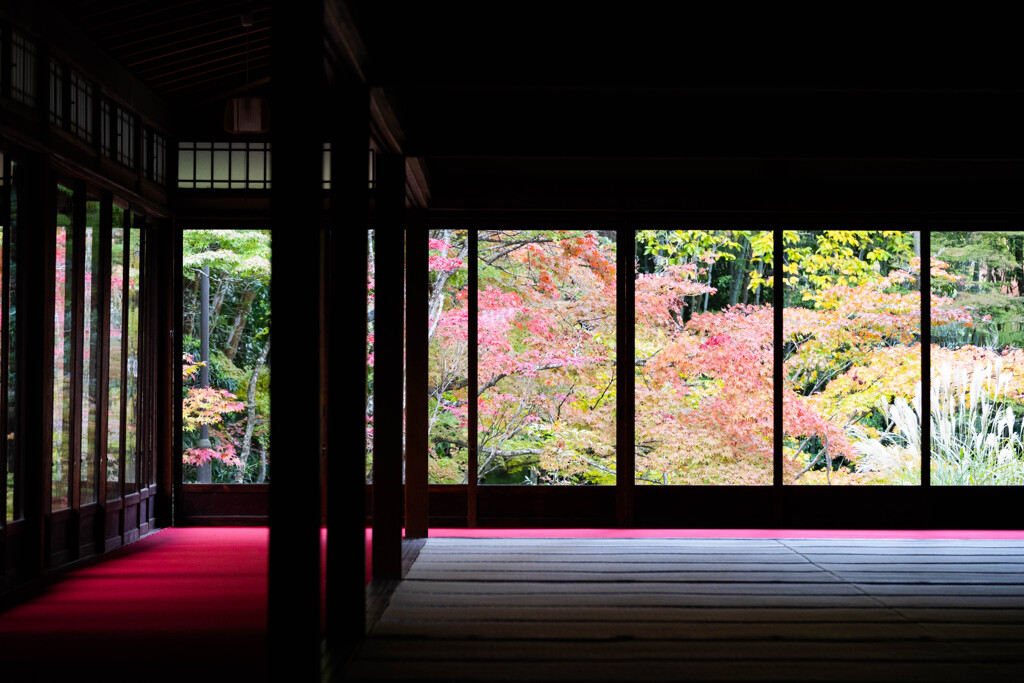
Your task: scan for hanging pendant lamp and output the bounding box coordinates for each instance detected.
[224,13,269,133]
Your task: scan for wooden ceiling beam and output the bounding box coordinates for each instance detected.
[137,43,270,81]
[159,61,271,95]
[152,55,271,90]
[120,25,270,65]
[107,6,269,53]
[324,0,367,83]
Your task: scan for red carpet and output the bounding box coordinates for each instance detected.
[4,526,1024,681]
[0,528,269,682]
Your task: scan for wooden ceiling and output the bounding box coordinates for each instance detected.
[49,1,1024,214]
[56,0,271,100]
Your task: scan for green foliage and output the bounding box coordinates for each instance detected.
[782,230,914,308]
[181,229,271,484]
[182,230,271,278]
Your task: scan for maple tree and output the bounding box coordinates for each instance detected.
[780,231,983,484]
[427,230,617,484]
[181,230,271,483]
[409,228,993,487]
[635,230,773,484]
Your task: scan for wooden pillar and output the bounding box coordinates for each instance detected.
[268,2,323,679]
[170,219,183,526]
[616,227,635,527]
[920,230,932,526]
[466,230,478,525]
[18,154,50,579]
[405,211,429,538]
[326,81,369,651]
[372,153,405,580]
[154,218,174,528]
[772,228,784,523]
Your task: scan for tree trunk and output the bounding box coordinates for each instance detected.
[1015,238,1024,297]
[197,264,212,484]
[740,265,753,305]
[234,338,271,483]
[182,276,200,338]
[427,229,468,341]
[703,261,714,313]
[210,277,229,333]
[728,241,750,306]
[257,440,268,483]
[223,286,258,362]
[753,260,764,306]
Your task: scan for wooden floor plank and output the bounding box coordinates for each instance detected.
[355,638,975,662]
[854,583,1024,596]
[344,658,1020,682]
[816,562,1024,572]
[342,537,1024,681]
[391,592,882,609]
[395,580,867,596]
[408,560,821,572]
[414,552,809,563]
[874,595,1024,608]
[382,605,906,623]
[800,551,1024,560]
[403,570,843,582]
[370,618,935,641]
[833,572,1024,584]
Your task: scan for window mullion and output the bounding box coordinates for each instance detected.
[920,230,932,487]
[616,227,635,526]
[467,229,478,526]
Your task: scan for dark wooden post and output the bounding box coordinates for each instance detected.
[920,230,932,527]
[372,153,405,580]
[772,227,784,523]
[466,230,478,525]
[19,154,50,578]
[268,1,324,679]
[171,219,183,526]
[154,218,174,528]
[405,211,429,538]
[616,227,635,527]
[327,80,369,652]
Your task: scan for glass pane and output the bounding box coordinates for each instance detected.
[931,231,1024,484]
[5,162,18,521]
[231,150,246,182]
[213,149,229,181]
[49,60,63,127]
[124,226,141,494]
[80,200,101,505]
[101,101,111,158]
[11,32,37,107]
[195,150,212,187]
[107,211,124,500]
[179,149,194,183]
[249,151,265,183]
[52,185,74,510]
[182,229,271,483]
[635,230,774,485]
[783,230,921,485]
[70,72,93,143]
[476,230,617,485]
[427,230,468,483]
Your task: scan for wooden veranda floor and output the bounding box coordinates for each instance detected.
[342,537,1024,681]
